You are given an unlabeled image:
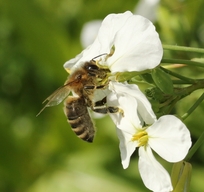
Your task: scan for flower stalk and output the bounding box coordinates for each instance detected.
[162,44,204,54]
[185,132,204,161]
[161,58,204,68]
[181,92,204,120]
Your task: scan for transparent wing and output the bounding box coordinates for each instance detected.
[36,85,70,116]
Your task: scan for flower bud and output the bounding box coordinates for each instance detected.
[171,161,192,192]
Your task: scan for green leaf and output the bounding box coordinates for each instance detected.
[152,67,174,94]
[140,73,154,84]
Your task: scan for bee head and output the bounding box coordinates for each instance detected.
[84,62,99,76]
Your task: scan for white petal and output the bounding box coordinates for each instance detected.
[118,95,139,126]
[96,11,133,53]
[63,50,84,71]
[64,11,162,74]
[109,81,156,124]
[138,146,173,192]
[107,90,142,132]
[93,88,111,103]
[64,11,134,71]
[106,93,122,125]
[117,128,137,169]
[63,40,103,72]
[107,82,145,130]
[107,15,163,72]
[147,115,192,162]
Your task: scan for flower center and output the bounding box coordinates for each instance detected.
[132,130,148,147]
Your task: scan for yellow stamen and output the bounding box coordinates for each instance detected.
[132,130,148,147]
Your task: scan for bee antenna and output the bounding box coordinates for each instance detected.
[91,53,108,61]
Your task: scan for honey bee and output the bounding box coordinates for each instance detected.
[37,58,120,142]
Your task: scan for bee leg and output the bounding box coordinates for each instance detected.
[84,85,106,90]
[94,97,107,106]
[92,105,123,116]
[96,85,106,89]
[92,97,124,116]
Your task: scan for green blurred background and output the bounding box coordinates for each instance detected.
[1,0,204,191]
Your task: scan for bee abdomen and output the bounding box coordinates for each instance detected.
[64,96,95,143]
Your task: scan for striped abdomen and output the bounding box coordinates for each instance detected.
[64,96,95,142]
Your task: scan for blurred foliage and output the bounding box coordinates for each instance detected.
[0,0,204,191]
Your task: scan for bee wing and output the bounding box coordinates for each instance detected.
[36,85,70,116]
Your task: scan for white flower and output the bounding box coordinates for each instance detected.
[107,82,192,192]
[107,81,156,125]
[64,11,163,74]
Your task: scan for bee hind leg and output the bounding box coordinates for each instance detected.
[92,97,124,116]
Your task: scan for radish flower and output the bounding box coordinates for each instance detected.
[64,11,163,74]
[107,82,192,192]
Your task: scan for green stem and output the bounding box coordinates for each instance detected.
[161,58,204,68]
[162,44,204,54]
[181,92,204,120]
[172,80,193,84]
[175,80,204,98]
[160,82,204,115]
[185,132,204,161]
[160,67,195,84]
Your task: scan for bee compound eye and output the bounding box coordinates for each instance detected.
[87,64,99,71]
[85,64,99,76]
